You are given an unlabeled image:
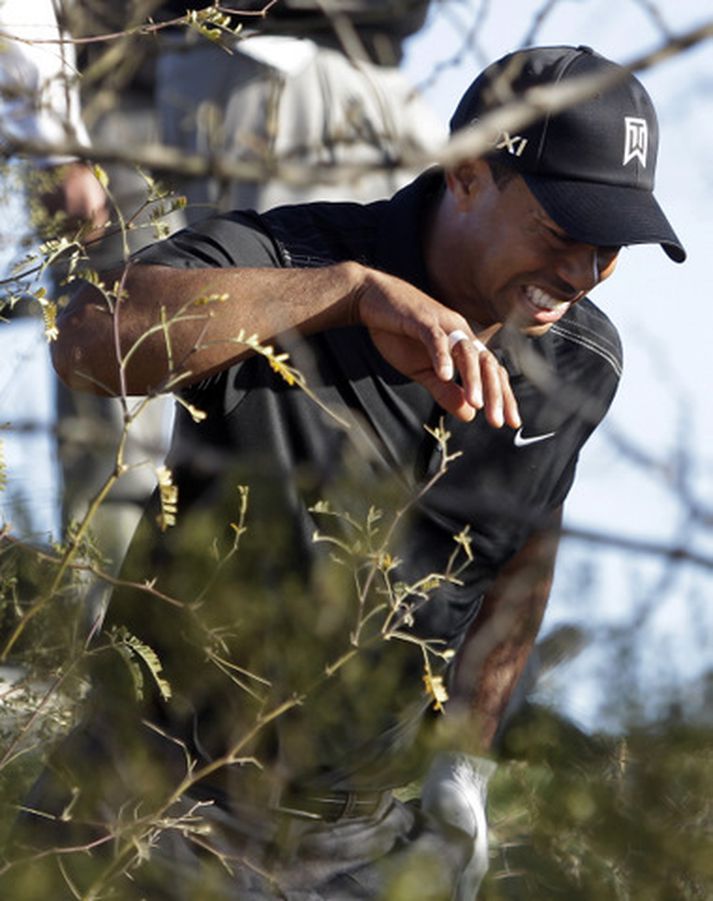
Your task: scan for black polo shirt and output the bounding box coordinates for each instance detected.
[107,171,622,790]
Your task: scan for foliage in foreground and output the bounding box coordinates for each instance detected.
[482,704,713,901]
[0,526,711,899]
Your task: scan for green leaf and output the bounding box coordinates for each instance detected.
[112,627,172,701]
[113,642,145,702]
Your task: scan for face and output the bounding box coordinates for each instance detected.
[434,161,620,337]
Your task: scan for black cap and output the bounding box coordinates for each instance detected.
[449,45,685,263]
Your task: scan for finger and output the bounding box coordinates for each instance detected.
[479,352,506,428]
[449,334,518,430]
[447,329,470,353]
[428,327,520,428]
[434,327,465,382]
[500,367,522,429]
[471,339,522,429]
[448,330,484,409]
[430,325,474,384]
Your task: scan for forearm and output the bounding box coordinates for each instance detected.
[52,257,521,427]
[453,509,562,749]
[52,261,363,395]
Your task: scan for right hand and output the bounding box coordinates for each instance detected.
[354,269,521,428]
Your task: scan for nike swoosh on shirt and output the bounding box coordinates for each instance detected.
[513,427,556,447]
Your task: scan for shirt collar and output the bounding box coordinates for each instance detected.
[374,168,444,294]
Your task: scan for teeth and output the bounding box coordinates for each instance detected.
[525,286,569,312]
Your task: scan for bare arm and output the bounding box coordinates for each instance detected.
[452,507,563,749]
[52,262,364,395]
[52,261,520,427]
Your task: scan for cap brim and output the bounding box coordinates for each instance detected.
[522,174,686,263]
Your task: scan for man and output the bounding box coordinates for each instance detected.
[0,0,107,226]
[25,45,683,899]
[0,0,107,539]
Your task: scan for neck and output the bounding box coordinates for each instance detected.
[423,192,460,310]
[424,192,502,345]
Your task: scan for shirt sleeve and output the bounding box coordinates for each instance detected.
[547,455,578,510]
[132,210,285,270]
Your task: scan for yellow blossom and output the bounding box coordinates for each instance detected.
[423,670,449,712]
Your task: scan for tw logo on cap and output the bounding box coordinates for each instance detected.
[623,117,648,167]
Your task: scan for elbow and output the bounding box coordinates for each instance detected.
[50,331,89,394]
[51,281,118,395]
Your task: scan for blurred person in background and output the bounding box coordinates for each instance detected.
[153,0,442,215]
[0,0,108,545]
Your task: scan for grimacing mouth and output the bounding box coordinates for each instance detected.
[524,285,573,311]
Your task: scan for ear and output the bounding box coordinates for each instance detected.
[445,159,491,211]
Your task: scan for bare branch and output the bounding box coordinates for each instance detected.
[562,523,713,572]
[3,20,710,188]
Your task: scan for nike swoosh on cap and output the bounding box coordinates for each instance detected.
[513,426,556,447]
